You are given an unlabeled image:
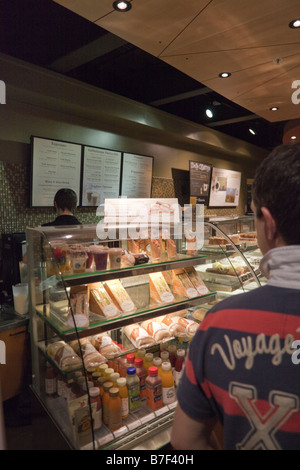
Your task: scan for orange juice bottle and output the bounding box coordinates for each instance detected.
[116,377,129,419]
[98,363,108,377]
[108,387,122,432]
[97,376,107,398]
[110,372,120,387]
[136,349,146,365]
[153,356,162,377]
[160,361,176,405]
[144,353,154,374]
[104,367,115,381]
[102,381,113,425]
[145,366,162,411]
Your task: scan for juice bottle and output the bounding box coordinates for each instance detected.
[160,350,170,363]
[160,361,176,405]
[174,348,186,387]
[102,381,114,425]
[104,367,115,381]
[126,367,141,411]
[97,376,107,398]
[153,356,162,377]
[91,371,102,386]
[145,366,162,411]
[116,377,129,419]
[89,386,102,430]
[110,372,120,387]
[98,363,108,377]
[108,387,122,432]
[119,353,135,378]
[134,357,146,400]
[136,349,146,365]
[144,353,154,374]
[167,344,177,369]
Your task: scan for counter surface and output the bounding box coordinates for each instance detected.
[0,305,29,333]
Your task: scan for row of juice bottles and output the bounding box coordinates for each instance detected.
[45,342,187,434]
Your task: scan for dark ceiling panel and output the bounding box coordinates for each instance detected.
[0,0,285,150]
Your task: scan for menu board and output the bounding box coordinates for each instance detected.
[81,146,122,207]
[121,153,153,198]
[30,136,82,207]
[209,167,241,207]
[189,161,212,205]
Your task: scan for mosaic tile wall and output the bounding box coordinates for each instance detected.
[0,164,242,259]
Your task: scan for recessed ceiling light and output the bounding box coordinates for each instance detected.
[205,108,214,118]
[289,19,300,28]
[291,135,297,140]
[219,72,231,78]
[113,1,132,12]
[270,106,279,111]
[249,128,256,135]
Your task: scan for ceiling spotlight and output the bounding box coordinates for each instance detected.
[289,19,300,28]
[205,108,214,118]
[219,72,231,78]
[249,128,256,135]
[113,1,132,12]
[291,135,297,140]
[270,106,279,111]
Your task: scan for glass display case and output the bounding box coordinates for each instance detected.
[26,217,263,450]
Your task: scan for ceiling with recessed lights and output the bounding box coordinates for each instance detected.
[1,0,300,150]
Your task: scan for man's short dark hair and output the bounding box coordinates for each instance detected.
[54,188,78,213]
[252,142,300,245]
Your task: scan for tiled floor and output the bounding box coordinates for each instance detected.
[2,391,70,450]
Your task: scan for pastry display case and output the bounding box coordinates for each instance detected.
[26,221,217,450]
[26,214,264,450]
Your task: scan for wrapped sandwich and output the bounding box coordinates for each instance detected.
[140,319,172,343]
[104,279,136,314]
[171,316,199,337]
[149,272,175,304]
[123,324,156,349]
[47,341,82,372]
[70,338,107,370]
[155,314,187,337]
[90,333,122,359]
[89,282,119,319]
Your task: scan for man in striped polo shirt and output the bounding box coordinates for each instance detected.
[171,142,300,450]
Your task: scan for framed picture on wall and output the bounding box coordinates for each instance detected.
[30,136,82,207]
[189,161,212,205]
[81,145,122,207]
[120,152,154,198]
[209,167,241,207]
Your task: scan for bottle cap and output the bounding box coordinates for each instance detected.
[99,363,108,371]
[126,353,135,362]
[137,349,146,357]
[109,387,120,397]
[116,377,127,387]
[82,380,93,391]
[145,353,153,361]
[162,361,171,371]
[110,372,120,381]
[97,376,107,385]
[126,367,136,375]
[103,381,114,391]
[105,368,114,375]
[89,387,100,397]
[134,357,143,366]
[161,351,169,359]
[177,348,186,357]
[148,366,158,376]
[167,344,177,353]
[153,357,162,366]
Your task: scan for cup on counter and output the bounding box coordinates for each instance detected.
[68,246,87,274]
[89,245,108,271]
[85,247,95,270]
[108,247,122,269]
[12,283,29,315]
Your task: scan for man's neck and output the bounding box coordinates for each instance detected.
[57,209,73,216]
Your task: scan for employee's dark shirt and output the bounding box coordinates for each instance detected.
[42,215,82,226]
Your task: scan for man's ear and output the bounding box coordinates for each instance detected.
[260,206,277,242]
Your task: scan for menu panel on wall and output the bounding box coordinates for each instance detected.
[30,136,82,207]
[189,161,212,205]
[81,146,122,207]
[209,167,241,207]
[121,153,153,198]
